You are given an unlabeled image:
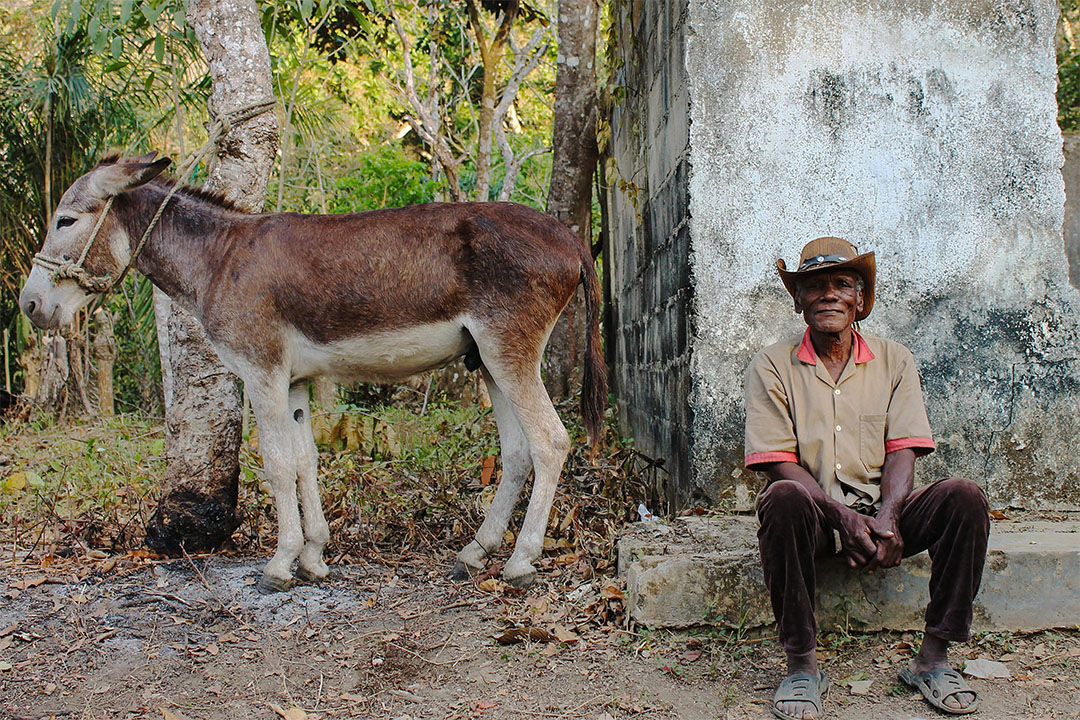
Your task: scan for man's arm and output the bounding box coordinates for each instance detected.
[759,461,885,567]
[866,448,915,570]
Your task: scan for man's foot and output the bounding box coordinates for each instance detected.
[900,666,979,715]
[903,635,978,714]
[771,670,829,720]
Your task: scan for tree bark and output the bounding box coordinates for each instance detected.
[92,308,116,417]
[465,0,519,202]
[544,0,599,399]
[145,0,278,554]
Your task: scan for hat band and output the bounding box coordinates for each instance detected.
[798,253,852,271]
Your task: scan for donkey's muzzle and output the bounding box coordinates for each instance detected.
[18,286,54,329]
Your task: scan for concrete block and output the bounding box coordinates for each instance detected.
[620,515,1080,632]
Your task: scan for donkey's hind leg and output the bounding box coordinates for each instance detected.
[483,360,570,588]
[288,381,331,583]
[248,377,304,593]
[454,366,533,579]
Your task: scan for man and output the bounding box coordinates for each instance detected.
[743,237,990,719]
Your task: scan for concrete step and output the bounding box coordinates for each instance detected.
[617,514,1080,632]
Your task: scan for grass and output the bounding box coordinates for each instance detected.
[0,413,165,558]
[0,395,653,581]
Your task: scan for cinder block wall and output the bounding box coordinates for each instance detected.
[604,0,695,510]
[606,0,1080,512]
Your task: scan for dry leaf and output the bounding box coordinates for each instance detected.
[0,624,16,637]
[849,680,873,696]
[0,661,12,671]
[205,642,219,656]
[679,649,702,663]
[494,626,556,644]
[477,578,504,593]
[12,575,46,591]
[480,456,496,486]
[988,509,1009,520]
[601,583,626,601]
[160,709,193,720]
[268,702,308,720]
[963,658,1010,679]
[552,624,579,644]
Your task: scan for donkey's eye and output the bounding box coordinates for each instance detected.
[55,216,76,229]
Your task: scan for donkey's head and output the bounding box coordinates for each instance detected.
[19,152,171,329]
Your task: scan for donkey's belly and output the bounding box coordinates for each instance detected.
[286,317,473,383]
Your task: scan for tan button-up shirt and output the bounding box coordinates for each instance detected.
[744,329,935,509]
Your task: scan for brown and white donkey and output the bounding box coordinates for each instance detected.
[20,153,606,592]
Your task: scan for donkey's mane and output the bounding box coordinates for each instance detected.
[97,154,244,213]
[150,176,243,213]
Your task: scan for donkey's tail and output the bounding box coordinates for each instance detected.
[580,252,608,448]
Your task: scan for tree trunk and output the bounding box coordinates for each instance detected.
[92,308,116,417]
[544,0,599,399]
[145,0,278,554]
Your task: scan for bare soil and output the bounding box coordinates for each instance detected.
[1,551,1078,720]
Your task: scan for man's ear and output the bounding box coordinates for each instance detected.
[793,288,804,315]
[89,156,172,198]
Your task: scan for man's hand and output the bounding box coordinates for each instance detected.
[866,512,903,571]
[835,507,880,567]
[836,508,901,569]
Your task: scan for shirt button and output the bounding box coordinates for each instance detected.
[836,425,842,432]
[836,463,842,470]
[834,389,841,395]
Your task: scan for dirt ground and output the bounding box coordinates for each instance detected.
[1,550,1078,720]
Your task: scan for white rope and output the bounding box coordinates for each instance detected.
[32,99,276,295]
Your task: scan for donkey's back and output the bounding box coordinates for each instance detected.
[206,201,585,385]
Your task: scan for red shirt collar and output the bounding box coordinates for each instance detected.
[797,328,875,365]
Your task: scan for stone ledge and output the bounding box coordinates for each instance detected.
[618,515,1080,632]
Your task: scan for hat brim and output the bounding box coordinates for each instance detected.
[777,252,876,321]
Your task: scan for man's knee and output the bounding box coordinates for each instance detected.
[935,477,990,525]
[758,480,816,524]
[936,477,988,508]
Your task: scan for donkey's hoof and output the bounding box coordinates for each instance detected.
[451,561,479,582]
[295,566,330,584]
[257,573,296,594]
[503,568,536,589]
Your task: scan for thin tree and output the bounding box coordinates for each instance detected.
[144,0,279,553]
[544,0,599,398]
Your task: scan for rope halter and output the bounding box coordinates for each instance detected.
[30,99,276,296]
[32,196,120,294]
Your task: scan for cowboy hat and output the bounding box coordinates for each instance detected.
[777,237,876,321]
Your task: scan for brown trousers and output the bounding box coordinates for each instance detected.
[757,477,990,656]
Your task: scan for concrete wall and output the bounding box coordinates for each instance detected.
[606,0,1080,511]
[687,0,1079,510]
[604,0,695,509]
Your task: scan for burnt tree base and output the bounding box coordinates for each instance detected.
[145,487,241,554]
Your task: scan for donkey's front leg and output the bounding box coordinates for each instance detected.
[249,381,305,593]
[289,381,330,583]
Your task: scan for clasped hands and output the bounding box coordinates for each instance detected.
[836,507,903,571]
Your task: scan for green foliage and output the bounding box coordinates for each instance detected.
[1061,1,1080,131]
[329,144,440,211]
[0,414,165,551]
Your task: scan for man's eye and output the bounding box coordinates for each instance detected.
[56,216,76,229]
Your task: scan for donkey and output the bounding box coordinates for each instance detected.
[19,153,606,592]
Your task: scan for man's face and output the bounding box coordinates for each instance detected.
[794,269,864,334]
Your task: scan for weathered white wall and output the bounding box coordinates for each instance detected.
[685,0,1080,509]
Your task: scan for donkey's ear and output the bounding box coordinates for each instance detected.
[90,156,172,197]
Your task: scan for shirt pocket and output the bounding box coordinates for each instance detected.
[859,414,887,471]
